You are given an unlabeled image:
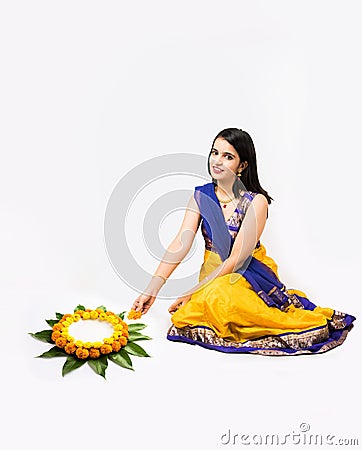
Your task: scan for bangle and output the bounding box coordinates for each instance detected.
[153,274,168,284]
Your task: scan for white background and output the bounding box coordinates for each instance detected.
[1,1,361,449]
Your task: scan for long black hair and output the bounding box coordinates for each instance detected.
[207,128,274,205]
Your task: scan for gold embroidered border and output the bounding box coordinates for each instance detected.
[166,323,351,356]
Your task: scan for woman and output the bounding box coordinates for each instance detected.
[131,128,355,355]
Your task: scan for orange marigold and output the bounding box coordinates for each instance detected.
[52,323,63,331]
[75,347,89,359]
[127,309,142,320]
[55,337,67,349]
[51,331,61,341]
[119,336,127,347]
[64,342,77,354]
[89,348,100,359]
[100,344,112,355]
[111,341,121,352]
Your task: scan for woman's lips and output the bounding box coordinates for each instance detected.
[212,166,224,174]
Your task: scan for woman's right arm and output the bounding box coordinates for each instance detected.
[131,193,201,314]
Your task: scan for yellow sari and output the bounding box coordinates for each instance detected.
[167,183,355,355]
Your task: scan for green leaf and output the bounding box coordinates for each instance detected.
[36,346,67,358]
[118,311,126,320]
[128,332,151,342]
[128,323,147,332]
[96,305,107,312]
[88,355,108,378]
[124,342,150,357]
[29,330,53,344]
[62,355,87,377]
[109,350,134,371]
[46,319,59,327]
[55,312,64,320]
[74,304,85,312]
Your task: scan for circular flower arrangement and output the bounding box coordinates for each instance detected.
[30,305,150,378]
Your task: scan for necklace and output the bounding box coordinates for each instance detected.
[215,188,235,208]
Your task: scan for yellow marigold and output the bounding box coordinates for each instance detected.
[75,310,84,317]
[127,309,142,320]
[72,313,81,322]
[112,332,123,339]
[89,348,100,359]
[67,335,75,342]
[83,342,93,349]
[75,347,89,359]
[51,331,61,341]
[103,337,114,345]
[64,342,77,354]
[119,336,127,347]
[98,312,107,321]
[66,316,74,324]
[90,310,99,320]
[114,324,124,331]
[62,320,71,327]
[75,340,84,347]
[100,344,112,355]
[93,341,102,349]
[106,311,114,316]
[111,341,121,352]
[55,337,67,348]
[82,312,90,320]
[52,323,63,331]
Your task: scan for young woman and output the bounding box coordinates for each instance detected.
[131,128,355,355]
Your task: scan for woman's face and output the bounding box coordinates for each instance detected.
[209,137,241,181]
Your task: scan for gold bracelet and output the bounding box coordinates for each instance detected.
[153,274,168,283]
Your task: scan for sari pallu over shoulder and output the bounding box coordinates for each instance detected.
[194,183,296,311]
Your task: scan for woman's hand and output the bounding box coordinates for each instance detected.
[168,293,192,315]
[131,292,157,316]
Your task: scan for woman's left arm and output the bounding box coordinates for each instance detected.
[168,194,268,313]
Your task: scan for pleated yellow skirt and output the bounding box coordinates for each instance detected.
[170,243,337,345]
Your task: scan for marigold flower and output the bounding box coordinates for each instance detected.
[75,310,84,317]
[63,314,72,319]
[90,310,99,320]
[51,331,61,341]
[83,342,93,349]
[75,348,89,359]
[119,336,127,347]
[72,313,81,322]
[82,312,90,320]
[114,324,124,331]
[111,341,121,352]
[55,337,67,348]
[103,337,114,345]
[75,340,84,347]
[98,312,107,321]
[67,335,75,342]
[93,341,102,349]
[62,320,71,327]
[89,348,100,359]
[100,344,112,355]
[64,342,77,354]
[127,309,142,320]
[53,323,63,331]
